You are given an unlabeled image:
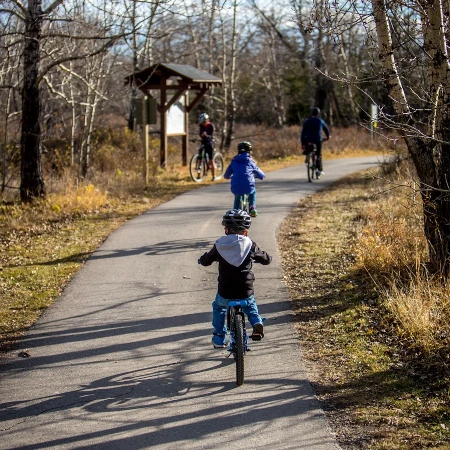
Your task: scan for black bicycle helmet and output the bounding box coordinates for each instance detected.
[222,209,252,231]
[237,141,252,154]
[311,107,320,116]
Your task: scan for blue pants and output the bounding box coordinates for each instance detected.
[212,293,262,346]
[233,190,256,210]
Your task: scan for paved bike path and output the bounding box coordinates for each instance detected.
[0,157,382,449]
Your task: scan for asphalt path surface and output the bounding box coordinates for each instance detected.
[1,157,382,450]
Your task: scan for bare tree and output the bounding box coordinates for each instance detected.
[318,0,450,276]
[0,10,22,194]
[1,0,125,201]
[122,0,169,131]
[371,0,450,276]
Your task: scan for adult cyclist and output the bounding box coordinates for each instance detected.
[198,112,216,180]
[300,107,331,178]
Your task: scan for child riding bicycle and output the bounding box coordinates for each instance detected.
[224,141,265,217]
[198,209,272,348]
[198,112,216,180]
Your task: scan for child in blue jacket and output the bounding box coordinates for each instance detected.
[224,141,265,217]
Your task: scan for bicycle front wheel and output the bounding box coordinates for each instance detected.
[234,314,245,386]
[189,154,207,182]
[212,153,224,180]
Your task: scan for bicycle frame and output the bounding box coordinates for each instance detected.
[306,148,318,182]
[198,143,210,165]
[238,194,249,213]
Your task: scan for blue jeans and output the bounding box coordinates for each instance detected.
[233,190,256,210]
[212,293,262,346]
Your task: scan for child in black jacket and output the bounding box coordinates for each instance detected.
[198,209,272,348]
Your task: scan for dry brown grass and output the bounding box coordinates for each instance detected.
[279,160,450,449]
[384,278,450,354]
[230,124,388,160]
[355,192,427,276]
[352,158,450,364]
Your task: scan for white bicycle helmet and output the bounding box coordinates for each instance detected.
[198,112,209,124]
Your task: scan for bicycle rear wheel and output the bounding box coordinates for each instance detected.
[213,153,224,180]
[306,152,316,182]
[234,314,245,386]
[189,154,207,182]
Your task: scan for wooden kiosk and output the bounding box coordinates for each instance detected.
[125,63,222,178]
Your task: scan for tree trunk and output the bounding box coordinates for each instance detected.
[406,136,449,277]
[371,0,450,277]
[421,188,450,277]
[224,0,238,151]
[20,0,45,202]
[127,0,138,131]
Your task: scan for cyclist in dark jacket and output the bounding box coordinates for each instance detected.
[300,107,331,177]
[198,112,216,180]
[199,209,272,348]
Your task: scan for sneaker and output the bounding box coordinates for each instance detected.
[251,322,264,341]
[317,170,324,178]
[212,338,228,348]
[250,208,258,217]
[213,343,228,348]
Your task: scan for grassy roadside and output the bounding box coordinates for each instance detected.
[279,167,450,449]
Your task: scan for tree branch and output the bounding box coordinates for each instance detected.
[42,0,65,16]
[36,35,123,85]
[4,0,26,16]
[0,7,25,21]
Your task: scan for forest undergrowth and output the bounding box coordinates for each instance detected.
[1,125,448,448]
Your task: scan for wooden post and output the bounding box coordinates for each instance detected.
[160,78,167,167]
[140,96,150,186]
[182,92,189,166]
[144,123,149,186]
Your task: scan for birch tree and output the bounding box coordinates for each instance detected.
[319,0,450,276]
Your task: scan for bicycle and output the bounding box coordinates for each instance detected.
[304,138,329,182]
[189,140,224,183]
[304,142,319,183]
[238,194,249,213]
